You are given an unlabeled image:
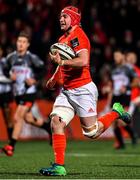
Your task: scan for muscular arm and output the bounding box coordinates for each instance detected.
[52,66,61,79]
[46,66,61,89]
[63,50,89,67]
[50,49,89,67]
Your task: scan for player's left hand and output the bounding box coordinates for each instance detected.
[25,78,36,86]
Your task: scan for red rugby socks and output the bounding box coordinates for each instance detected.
[52,134,66,165]
[98,111,119,130]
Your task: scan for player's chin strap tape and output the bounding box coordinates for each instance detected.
[82,121,99,138]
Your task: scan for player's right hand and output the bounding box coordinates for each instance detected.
[49,51,63,65]
[10,72,17,81]
[46,77,56,90]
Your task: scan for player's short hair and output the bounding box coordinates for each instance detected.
[113,47,124,54]
[18,31,31,42]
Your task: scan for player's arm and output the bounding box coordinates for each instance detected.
[30,54,45,77]
[46,66,60,89]
[127,65,140,88]
[106,83,113,107]
[103,80,113,108]
[131,77,140,88]
[28,53,45,85]
[3,55,17,82]
[31,54,44,68]
[49,49,89,67]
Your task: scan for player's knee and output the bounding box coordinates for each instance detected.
[14,112,24,123]
[24,113,32,123]
[50,106,74,127]
[51,115,65,131]
[51,115,61,125]
[82,121,99,139]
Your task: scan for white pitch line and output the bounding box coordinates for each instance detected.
[67,153,138,157]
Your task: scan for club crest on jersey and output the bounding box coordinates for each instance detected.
[18,58,22,62]
[70,38,79,48]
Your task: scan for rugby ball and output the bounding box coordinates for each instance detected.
[50,43,75,60]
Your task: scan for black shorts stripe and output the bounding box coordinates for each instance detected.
[15,93,36,105]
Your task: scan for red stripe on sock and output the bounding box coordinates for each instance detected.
[52,134,66,165]
[98,111,119,130]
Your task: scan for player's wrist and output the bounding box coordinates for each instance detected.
[59,60,65,66]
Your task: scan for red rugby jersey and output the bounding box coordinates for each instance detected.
[58,25,92,89]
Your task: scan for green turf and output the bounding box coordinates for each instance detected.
[0,140,140,179]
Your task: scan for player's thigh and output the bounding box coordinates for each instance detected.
[31,103,43,120]
[80,115,97,127]
[69,82,98,118]
[15,105,29,120]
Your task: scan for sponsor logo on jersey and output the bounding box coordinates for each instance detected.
[70,37,79,48]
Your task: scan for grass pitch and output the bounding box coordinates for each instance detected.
[0,140,140,179]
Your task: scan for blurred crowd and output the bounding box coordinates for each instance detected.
[0,0,140,99]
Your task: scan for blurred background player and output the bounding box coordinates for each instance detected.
[1,31,51,156]
[125,52,140,116]
[0,46,14,141]
[107,49,138,149]
[39,6,131,176]
[25,102,52,144]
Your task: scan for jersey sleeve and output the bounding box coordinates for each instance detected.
[30,53,46,80]
[126,65,137,81]
[70,30,89,54]
[3,54,12,78]
[30,54,44,68]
